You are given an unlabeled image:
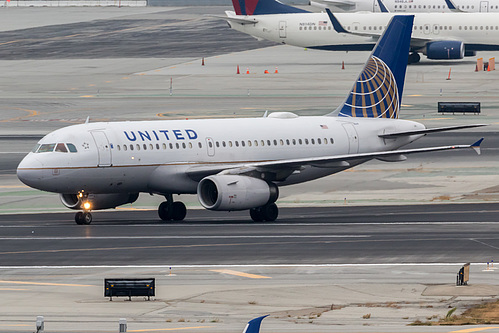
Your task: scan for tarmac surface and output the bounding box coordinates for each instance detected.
[1,5,499,333]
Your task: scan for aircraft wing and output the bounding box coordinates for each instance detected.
[379,124,487,138]
[326,9,430,44]
[186,139,483,181]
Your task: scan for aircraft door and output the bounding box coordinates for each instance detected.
[279,21,287,38]
[206,137,215,157]
[342,123,359,154]
[480,1,489,12]
[91,131,112,167]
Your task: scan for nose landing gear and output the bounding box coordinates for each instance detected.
[75,211,92,225]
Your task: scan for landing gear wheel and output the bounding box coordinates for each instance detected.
[250,203,278,222]
[261,203,278,222]
[408,52,421,64]
[75,212,84,225]
[250,208,264,222]
[171,202,187,221]
[158,201,172,221]
[158,200,187,221]
[75,211,92,225]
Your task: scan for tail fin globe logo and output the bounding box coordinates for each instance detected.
[338,55,400,119]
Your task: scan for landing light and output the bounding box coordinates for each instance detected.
[83,202,91,210]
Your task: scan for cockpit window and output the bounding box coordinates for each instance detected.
[67,143,77,153]
[38,143,56,153]
[31,144,40,153]
[55,143,68,153]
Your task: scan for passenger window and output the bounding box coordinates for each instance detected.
[176,143,180,149]
[143,144,147,150]
[298,139,302,145]
[311,139,315,145]
[292,139,296,145]
[130,145,134,151]
[170,143,174,149]
[286,139,290,145]
[305,139,309,145]
[136,144,140,151]
[254,140,258,146]
[248,140,252,147]
[198,142,202,148]
[273,139,277,146]
[123,145,127,151]
[267,140,271,146]
[67,143,77,153]
[280,139,284,146]
[317,138,322,144]
[216,142,220,148]
[241,141,245,147]
[235,141,239,147]
[189,142,192,148]
[330,138,334,144]
[155,144,159,150]
[261,140,265,146]
[38,143,56,153]
[222,141,226,147]
[117,145,121,151]
[182,142,186,149]
[229,141,233,147]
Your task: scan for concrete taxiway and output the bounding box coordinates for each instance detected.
[0,5,499,333]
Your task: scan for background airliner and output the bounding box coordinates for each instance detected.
[17,15,483,225]
[225,0,499,63]
[312,0,499,12]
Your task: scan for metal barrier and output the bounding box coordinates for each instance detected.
[438,102,480,115]
[105,278,155,301]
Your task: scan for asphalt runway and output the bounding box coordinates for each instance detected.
[1,203,498,266]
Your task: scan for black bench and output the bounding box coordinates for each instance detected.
[105,278,155,301]
[438,102,480,115]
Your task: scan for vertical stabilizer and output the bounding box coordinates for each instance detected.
[328,15,414,119]
[242,315,269,333]
[231,0,309,15]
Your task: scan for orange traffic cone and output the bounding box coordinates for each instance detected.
[246,68,250,74]
[274,67,278,74]
[475,64,478,72]
[264,69,269,74]
[446,67,451,80]
[202,57,205,66]
[237,65,240,74]
[488,63,491,71]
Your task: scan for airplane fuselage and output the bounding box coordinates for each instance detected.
[228,11,499,53]
[17,115,423,195]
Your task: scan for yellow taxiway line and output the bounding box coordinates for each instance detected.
[210,269,271,279]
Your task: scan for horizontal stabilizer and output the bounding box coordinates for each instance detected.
[471,138,484,155]
[376,0,390,13]
[379,124,487,138]
[220,12,259,24]
[444,0,464,12]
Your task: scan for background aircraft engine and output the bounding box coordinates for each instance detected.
[197,175,278,211]
[425,41,464,60]
[60,193,139,210]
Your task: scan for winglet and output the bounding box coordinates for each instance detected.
[325,8,349,34]
[444,0,463,12]
[242,315,269,333]
[377,0,390,12]
[471,138,484,155]
[85,116,90,124]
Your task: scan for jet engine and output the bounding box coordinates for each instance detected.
[60,193,139,210]
[197,175,278,211]
[424,41,464,60]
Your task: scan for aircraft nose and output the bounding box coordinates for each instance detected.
[17,155,44,188]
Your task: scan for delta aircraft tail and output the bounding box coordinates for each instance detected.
[242,315,268,333]
[330,14,413,119]
[230,0,309,15]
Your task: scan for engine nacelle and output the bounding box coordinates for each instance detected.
[425,41,464,60]
[197,175,278,211]
[60,193,139,210]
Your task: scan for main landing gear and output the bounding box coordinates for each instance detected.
[249,203,279,222]
[158,194,187,221]
[75,211,92,225]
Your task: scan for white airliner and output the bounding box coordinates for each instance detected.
[312,0,499,12]
[17,15,483,225]
[224,0,499,63]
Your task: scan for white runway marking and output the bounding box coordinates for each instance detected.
[0,235,370,240]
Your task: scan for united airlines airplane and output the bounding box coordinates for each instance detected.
[313,0,499,12]
[225,0,499,63]
[17,15,483,225]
